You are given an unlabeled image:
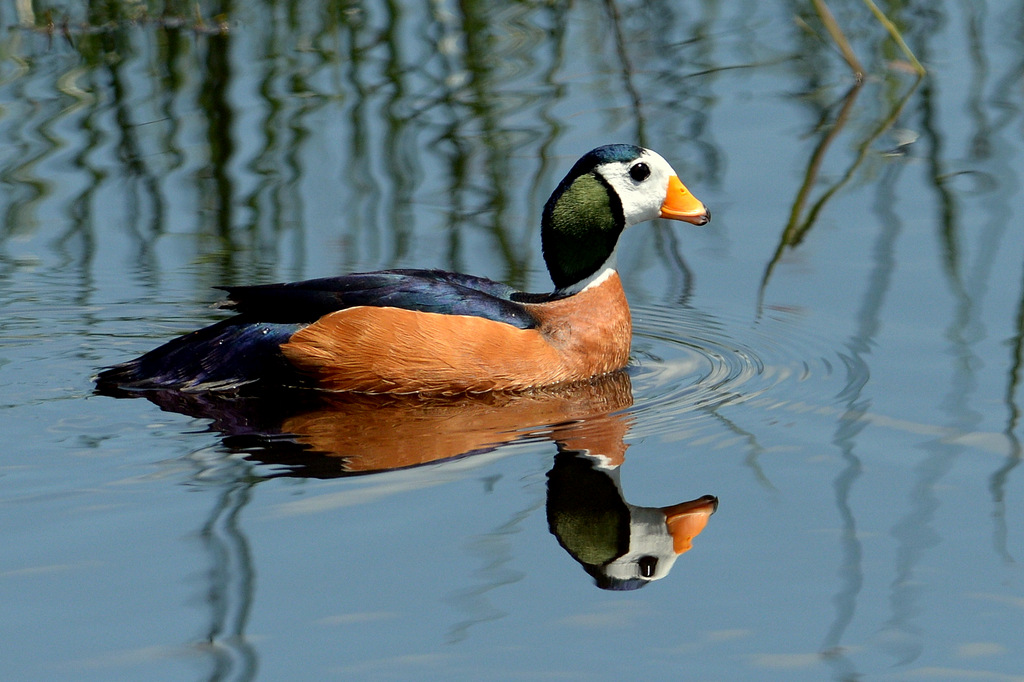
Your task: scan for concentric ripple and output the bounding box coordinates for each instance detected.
[626,303,844,440]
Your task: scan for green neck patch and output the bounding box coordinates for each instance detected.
[541,172,625,290]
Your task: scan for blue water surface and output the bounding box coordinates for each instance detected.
[1,1,1023,680]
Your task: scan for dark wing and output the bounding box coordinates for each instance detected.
[95,318,305,393]
[96,269,540,393]
[219,269,539,330]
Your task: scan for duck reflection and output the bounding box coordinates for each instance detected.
[120,372,635,475]
[101,371,716,586]
[547,445,717,590]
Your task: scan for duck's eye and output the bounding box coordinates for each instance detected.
[638,555,658,578]
[629,162,651,182]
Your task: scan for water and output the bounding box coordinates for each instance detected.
[2,1,1023,680]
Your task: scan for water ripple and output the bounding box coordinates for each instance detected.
[627,303,840,439]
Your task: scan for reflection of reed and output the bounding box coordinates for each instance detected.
[0,0,724,302]
[764,0,929,298]
[991,262,1024,564]
[199,27,237,270]
[0,68,51,240]
[916,57,1022,565]
[604,0,647,143]
[196,478,259,682]
[6,0,1024,675]
[957,0,1024,558]
[875,36,968,664]
[759,75,919,306]
[915,9,1024,568]
[182,460,259,682]
[444,497,536,645]
[819,161,904,676]
[104,28,167,241]
[242,13,305,283]
[809,0,924,77]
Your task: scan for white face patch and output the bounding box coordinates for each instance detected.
[599,506,680,583]
[595,148,678,227]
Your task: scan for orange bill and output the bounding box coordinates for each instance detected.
[663,495,718,554]
[660,175,710,225]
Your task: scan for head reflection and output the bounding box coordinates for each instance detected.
[546,444,717,590]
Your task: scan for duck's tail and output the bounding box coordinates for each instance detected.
[95,317,304,394]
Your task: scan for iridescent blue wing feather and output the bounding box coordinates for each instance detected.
[219,269,538,329]
[95,318,305,392]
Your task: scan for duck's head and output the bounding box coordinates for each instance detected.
[542,144,709,292]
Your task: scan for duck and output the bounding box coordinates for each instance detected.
[95,144,709,395]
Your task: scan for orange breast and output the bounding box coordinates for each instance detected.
[280,272,632,394]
